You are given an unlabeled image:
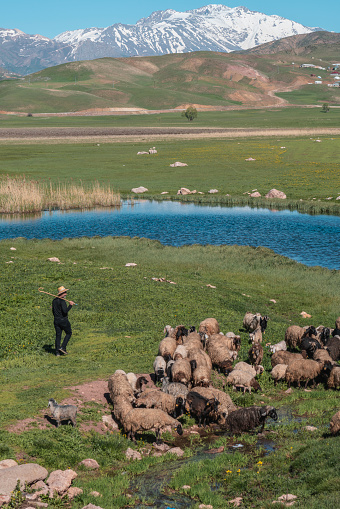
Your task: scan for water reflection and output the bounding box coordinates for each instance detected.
[1,200,340,270]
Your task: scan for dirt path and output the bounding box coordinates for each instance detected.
[1,126,340,144]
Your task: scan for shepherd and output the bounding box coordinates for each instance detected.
[52,286,75,356]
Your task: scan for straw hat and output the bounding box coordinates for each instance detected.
[57,286,69,296]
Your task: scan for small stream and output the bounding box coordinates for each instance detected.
[1,200,340,268]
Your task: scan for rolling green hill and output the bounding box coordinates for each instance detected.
[0,33,340,113]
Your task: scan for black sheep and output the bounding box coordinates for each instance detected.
[225,405,277,434]
[326,336,340,361]
[260,315,269,333]
[300,336,321,359]
[185,391,219,427]
[320,327,331,346]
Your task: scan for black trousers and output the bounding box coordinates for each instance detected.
[54,319,72,353]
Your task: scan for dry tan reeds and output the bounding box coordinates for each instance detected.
[0,175,120,214]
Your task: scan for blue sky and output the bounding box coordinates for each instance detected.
[1,1,337,38]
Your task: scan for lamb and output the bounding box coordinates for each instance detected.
[185,391,219,426]
[192,386,237,424]
[121,408,183,443]
[47,399,77,427]
[269,340,287,354]
[168,358,192,385]
[158,336,177,361]
[329,410,340,435]
[271,351,304,368]
[108,372,135,403]
[153,356,167,382]
[249,327,263,344]
[206,339,235,374]
[173,344,188,360]
[327,366,340,389]
[199,317,220,337]
[271,364,288,385]
[225,405,277,434]
[285,359,333,388]
[135,389,184,418]
[161,377,189,400]
[248,343,263,367]
[326,336,340,361]
[226,370,261,394]
[284,325,306,349]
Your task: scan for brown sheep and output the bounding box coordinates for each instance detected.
[226,370,261,394]
[249,327,263,344]
[330,410,340,435]
[271,351,304,368]
[188,349,212,387]
[108,372,135,403]
[284,325,306,349]
[313,349,334,364]
[327,366,340,389]
[158,336,177,361]
[199,317,220,337]
[248,342,264,367]
[206,339,235,374]
[285,359,330,388]
[169,358,192,385]
[183,333,203,355]
[271,364,288,385]
[135,389,184,417]
[121,408,183,443]
[193,386,237,424]
[243,312,262,332]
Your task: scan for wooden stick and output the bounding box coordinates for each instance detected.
[38,287,77,305]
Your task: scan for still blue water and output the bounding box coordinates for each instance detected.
[1,200,339,269]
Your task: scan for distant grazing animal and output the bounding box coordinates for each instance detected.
[330,410,340,435]
[248,342,263,367]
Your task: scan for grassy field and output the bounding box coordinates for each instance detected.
[0,136,339,215]
[0,236,339,508]
[1,107,340,128]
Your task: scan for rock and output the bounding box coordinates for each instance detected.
[0,463,48,496]
[300,311,312,318]
[31,480,48,493]
[336,196,340,201]
[102,415,119,430]
[206,284,216,288]
[285,388,293,394]
[208,189,218,193]
[46,469,77,496]
[245,157,256,161]
[131,186,148,193]
[270,299,277,303]
[137,151,149,155]
[125,263,137,267]
[278,495,297,502]
[205,446,224,454]
[10,247,16,251]
[0,495,11,506]
[265,189,287,199]
[166,447,184,458]
[229,497,243,507]
[125,448,142,461]
[47,257,60,262]
[152,451,163,457]
[67,487,83,500]
[303,426,317,431]
[79,459,100,469]
[161,191,169,194]
[170,161,187,167]
[199,505,213,509]
[81,505,105,509]
[149,148,157,154]
[90,491,102,497]
[250,192,261,197]
[153,443,170,452]
[177,187,191,195]
[0,459,18,469]
[182,485,191,489]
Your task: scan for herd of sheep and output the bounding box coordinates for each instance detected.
[48,313,340,442]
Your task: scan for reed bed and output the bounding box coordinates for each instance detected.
[0,175,120,213]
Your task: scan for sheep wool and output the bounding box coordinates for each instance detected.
[162,379,189,400]
[153,356,167,381]
[271,364,288,384]
[108,372,135,403]
[271,351,304,368]
[284,325,306,349]
[233,362,256,377]
[330,410,340,435]
[48,399,77,427]
[121,408,183,442]
[226,370,261,393]
[113,395,134,423]
[285,359,324,388]
[158,336,177,361]
[199,317,220,337]
[192,386,237,423]
[135,389,178,416]
[170,358,192,385]
[243,312,261,332]
[173,344,188,360]
[269,340,287,354]
[327,366,340,389]
[225,405,277,434]
[206,340,235,373]
[313,349,334,364]
[249,327,263,344]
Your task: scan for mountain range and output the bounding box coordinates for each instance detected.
[0,4,323,75]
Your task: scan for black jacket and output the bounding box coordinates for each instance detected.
[52,297,72,321]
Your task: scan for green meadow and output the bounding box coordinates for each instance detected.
[0,237,339,508]
[0,134,339,214]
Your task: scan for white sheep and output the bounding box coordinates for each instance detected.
[269,340,287,354]
[271,364,288,384]
[153,356,167,381]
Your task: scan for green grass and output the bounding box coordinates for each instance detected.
[0,236,339,508]
[0,136,339,213]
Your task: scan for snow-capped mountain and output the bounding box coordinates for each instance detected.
[0,5,322,75]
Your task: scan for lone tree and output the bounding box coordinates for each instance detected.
[182,106,198,122]
[321,103,330,113]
